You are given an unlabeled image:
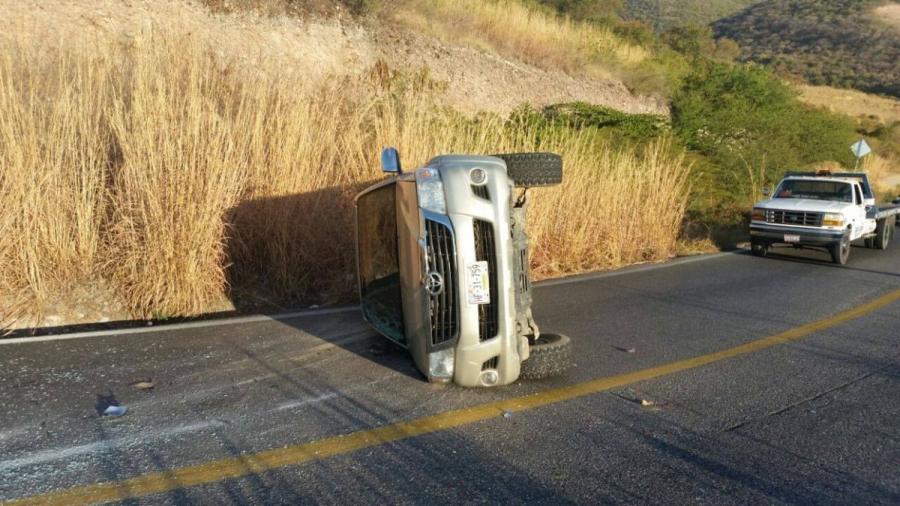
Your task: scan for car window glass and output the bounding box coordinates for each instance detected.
[356,184,406,344]
[773,180,853,203]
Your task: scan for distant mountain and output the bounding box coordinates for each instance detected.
[713,0,900,98]
[622,0,760,31]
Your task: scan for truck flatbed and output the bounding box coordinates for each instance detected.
[873,203,900,220]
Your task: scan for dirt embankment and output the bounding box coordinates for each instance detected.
[371,26,667,116]
[6,0,665,118]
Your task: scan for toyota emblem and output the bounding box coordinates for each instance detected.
[425,272,444,296]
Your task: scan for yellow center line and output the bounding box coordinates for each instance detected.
[6,288,900,506]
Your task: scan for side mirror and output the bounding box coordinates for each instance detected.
[761,186,771,197]
[381,147,401,174]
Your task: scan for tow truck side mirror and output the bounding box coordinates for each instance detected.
[381,147,401,174]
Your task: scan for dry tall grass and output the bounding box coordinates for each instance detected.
[797,84,900,125]
[388,0,649,76]
[862,154,900,198]
[0,41,114,326]
[0,3,689,328]
[528,138,691,277]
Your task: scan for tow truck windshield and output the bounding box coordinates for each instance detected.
[774,179,853,203]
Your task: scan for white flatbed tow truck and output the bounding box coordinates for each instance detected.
[750,171,900,264]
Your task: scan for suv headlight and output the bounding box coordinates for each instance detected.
[416,167,446,214]
[822,213,844,227]
[751,208,766,221]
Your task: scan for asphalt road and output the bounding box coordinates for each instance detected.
[1,241,899,505]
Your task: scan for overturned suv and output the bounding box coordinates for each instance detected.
[355,149,572,387]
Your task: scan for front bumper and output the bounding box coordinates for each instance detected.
[750,223,846,246]
[409,158,521,387]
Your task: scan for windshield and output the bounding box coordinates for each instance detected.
[774,179,853,203]
[356,183,405,345]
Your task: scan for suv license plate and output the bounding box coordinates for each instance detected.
[784,234,800,243]
[467,261,491,305]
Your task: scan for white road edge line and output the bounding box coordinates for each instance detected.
[538,251,736,287]
[0,420,226,472]
[0,306,358,345]
[2,251,739,346]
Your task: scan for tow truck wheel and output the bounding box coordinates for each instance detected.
[874,217,894,250]
[750,239,768,257]
[520,333,572,380]
[830,237,850,265]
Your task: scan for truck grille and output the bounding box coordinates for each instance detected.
[473,219,499,341]
[425,220,458,346]
[765,210,822,227]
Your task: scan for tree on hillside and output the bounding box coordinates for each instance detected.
[535,0,625,22]
[713,0,900,98]
[672,61,857,201]
[663,25,741,61]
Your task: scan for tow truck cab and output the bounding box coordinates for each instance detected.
[750,171,898,264]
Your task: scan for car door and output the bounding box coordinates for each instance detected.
[849,183,868,239]
[356,181,407,346]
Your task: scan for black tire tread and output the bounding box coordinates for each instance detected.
[874,217,894,250]
[830,237,850,265]
[750,239,767,257]
[493,152,562,187]
[520,333,572,380]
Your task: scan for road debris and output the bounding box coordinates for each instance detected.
[102,405,128,417]
[131,381,154,390]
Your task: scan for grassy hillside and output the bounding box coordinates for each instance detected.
[0,0,882,329]
[622,0,760,31]
[798,84,900,125]
[0,0,690,328]
[713,0,900,98]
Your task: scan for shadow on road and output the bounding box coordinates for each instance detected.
[739,245,900,279]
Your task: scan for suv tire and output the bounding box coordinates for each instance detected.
[494,152,563,187]
[520,333,572,379]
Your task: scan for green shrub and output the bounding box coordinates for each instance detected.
[672,61,858,205]
[509,102,670,146]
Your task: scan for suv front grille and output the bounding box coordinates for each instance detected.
[473,219,499,341]
[766,209,822,227]
[425,220,458,346]
[471,185,490,200]
[482,356,499,370]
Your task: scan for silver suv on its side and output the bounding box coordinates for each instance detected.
[355,149,571,387]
